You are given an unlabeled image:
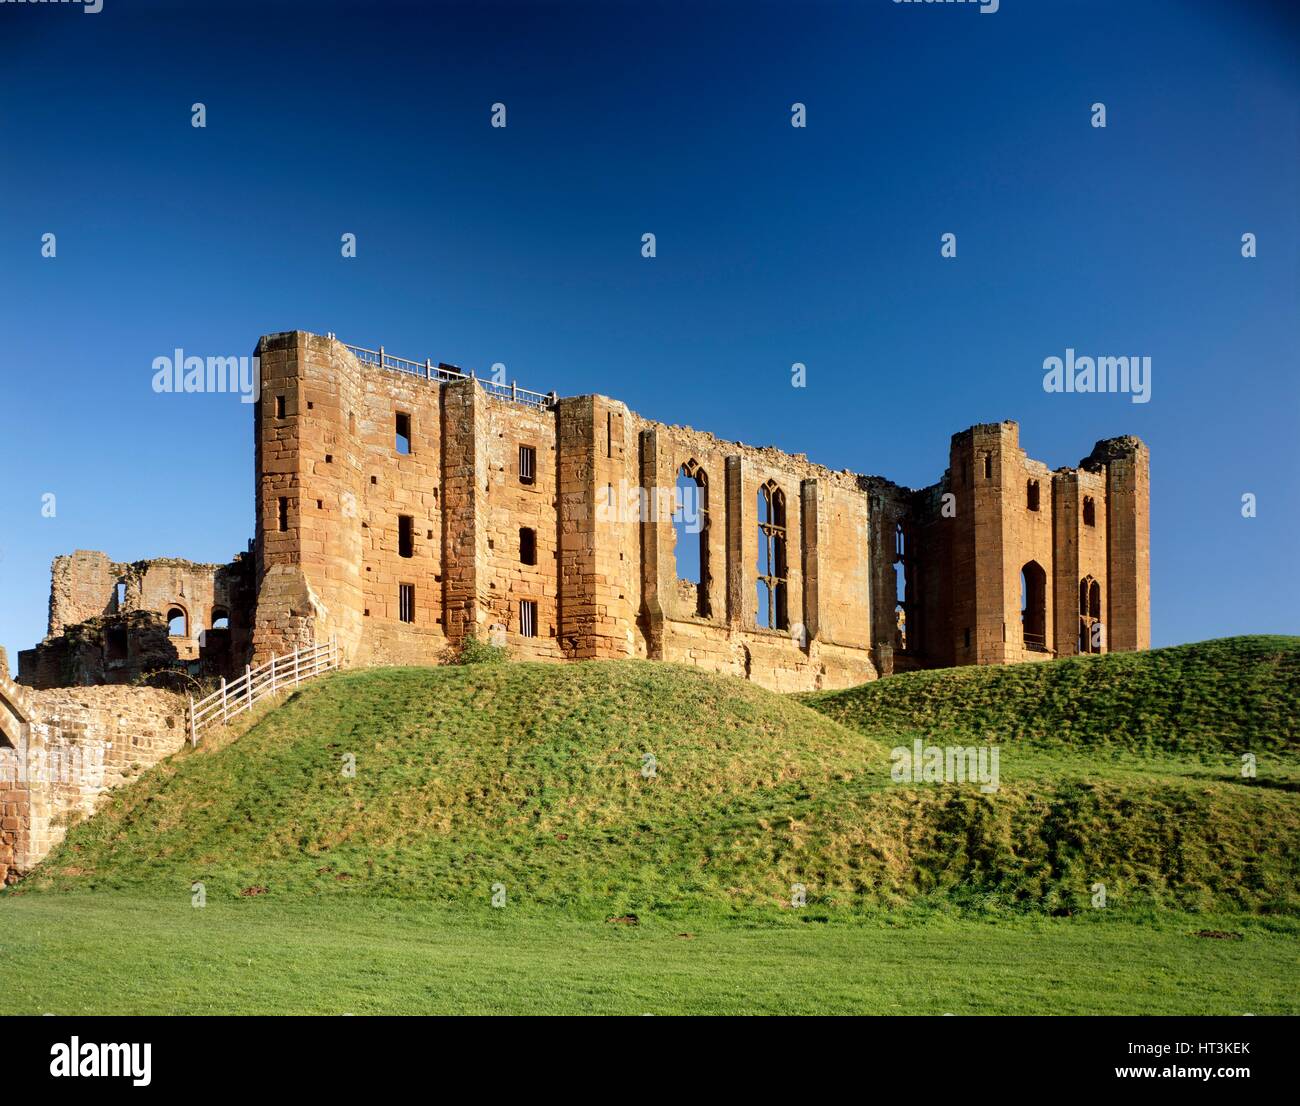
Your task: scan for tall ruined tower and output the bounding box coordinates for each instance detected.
[253,332,367,662]
[944,421,1150,667]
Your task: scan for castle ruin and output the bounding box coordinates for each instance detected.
[14,330,1151,695]
[0,329,1151,880]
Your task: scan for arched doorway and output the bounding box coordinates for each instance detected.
[1020,561,1047,652]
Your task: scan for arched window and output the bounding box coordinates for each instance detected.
[756,480,788,630]
[166,606,188,638]
[210,608,230,631]
[1020,561,1047,651]
[673,461,710,617]
[1078,576,1104,653]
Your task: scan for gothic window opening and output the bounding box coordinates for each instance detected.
[1083,495,1096,527]
[893,522,912,653]
[1076,574,1107,652]
[1079,575,1104,653]
[211,608,230,631]
[1027,479,1041,512]
[1020,561,1047,651]
[167,606,188,638]
[673,460,710,618]
[756,480,788,631]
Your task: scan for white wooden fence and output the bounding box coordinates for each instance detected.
[186,637,339,746]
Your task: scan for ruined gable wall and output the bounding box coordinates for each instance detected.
[47,550,119,636]
[948,422,1144,666]
[22,553,255,688]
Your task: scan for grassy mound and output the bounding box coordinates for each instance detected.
[16,646,1298,916]
[803,636,1300,756]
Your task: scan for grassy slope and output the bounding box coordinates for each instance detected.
[14,639,1300,917]
[802,635,1300,756]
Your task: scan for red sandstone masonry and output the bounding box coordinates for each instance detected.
[240,332,1149,691]
[0,661,183,883]
[0,333,1153,882]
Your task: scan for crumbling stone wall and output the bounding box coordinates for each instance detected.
[247,332,1149,691]
[0,653,185,882]
[18,552,255,689]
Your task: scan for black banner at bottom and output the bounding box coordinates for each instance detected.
[0,1015,1289,1091]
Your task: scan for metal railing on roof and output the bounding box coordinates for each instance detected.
[342,342,554,410]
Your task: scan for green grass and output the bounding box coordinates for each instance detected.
[801,635,1300,756]
[1,892,1293,1015]
[15,642,1300,916]
[4,636,1297,1014]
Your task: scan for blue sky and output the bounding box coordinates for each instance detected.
[0,0,1296,670]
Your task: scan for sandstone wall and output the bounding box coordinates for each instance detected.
[19,552,255,688]
[247,332,1149,691]
[0,664,184,883]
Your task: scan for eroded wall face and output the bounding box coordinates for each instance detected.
[356,354,447,664]
[254,333,366,663]
[484,397,563,659]
[0,683,184,883]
